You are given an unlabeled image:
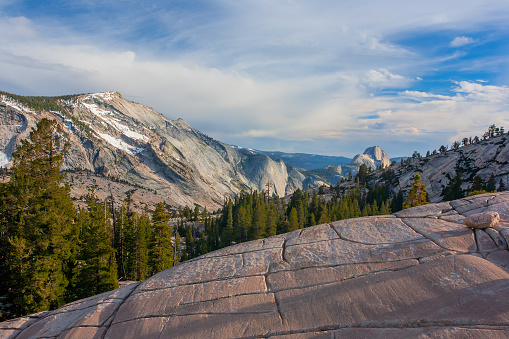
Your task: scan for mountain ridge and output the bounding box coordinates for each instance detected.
[3,91,369,209]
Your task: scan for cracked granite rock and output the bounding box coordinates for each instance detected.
[2,192,509,338]
[463,211,500,229]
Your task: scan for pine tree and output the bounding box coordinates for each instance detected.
[499,179,506,192]
[222,199,233,247]
[471,175,485,192]
[402,174,429,209]
[115,205,128,279]
[486,173,497,192]
[185,225,194,260]
[250,196,266,239]
[265,204,277,237]
[124,210,150,281]
[71,195,118,300]
[288,207,299,232]
[318,204,330,224]
[442,172,464,201]
[195,231,208,256]
[149,203,174,274]
[2,118,77,316]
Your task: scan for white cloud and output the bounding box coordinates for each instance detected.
[453,81,509,103]
[401,90,455,100]
[450,36,475,47]
[1,1,509,157]
[363,69,409,88]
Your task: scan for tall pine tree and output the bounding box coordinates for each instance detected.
[71,194,118,300]
[149,203,174,275]
[2,119,77,316]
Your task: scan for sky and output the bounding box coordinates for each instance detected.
[1,1,509,157]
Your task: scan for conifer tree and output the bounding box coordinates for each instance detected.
[486,173,497,192]
[442,172,464,201]
[115,205,128,279]
[222,199,233,246]
[309,213,316,227]
[499,179,506,192]
[185,225,194,260]
[195,231,208,256]
[174,231,181,264]
[402,174,429,209]
[149,203,174,274]
[250,196,266,239]
[288,208,299,232]
[72,195,118,300]
[318,204,330,224]
[380,200,391,215]
[265,205,277,237]
[471,175,485,192]
[124,210,150,280]
[2,118,77,316]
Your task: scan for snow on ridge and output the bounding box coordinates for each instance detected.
[82,102,111,116]
[80,92,115,105]
[82,99,149,142]
[89,91,117,102]
[97,132,144,156]
[0,151,10,167]
[0,95,35,114]
[107,119,149,142]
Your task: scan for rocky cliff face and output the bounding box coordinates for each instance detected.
[0,92,312,209]
[2,192,509,338]
[370,135,509,202]
[352,145,391,169]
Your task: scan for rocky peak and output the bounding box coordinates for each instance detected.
[352,145,391,169]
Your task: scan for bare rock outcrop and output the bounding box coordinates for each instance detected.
[463,211,500,229]
[368,135,509,203]
[2,192,509,338]
[352,145,391,169]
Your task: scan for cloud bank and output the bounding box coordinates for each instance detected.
[0,1,509,157]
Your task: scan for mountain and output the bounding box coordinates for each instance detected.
[0,91,395,210]
[235,148,352,170]
[234,146,393,186]
[362,135,509,202]
[352,145,391,169]
[3,192,509,337]
[0,91,307,209]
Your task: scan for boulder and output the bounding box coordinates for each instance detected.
[463,211,500,229]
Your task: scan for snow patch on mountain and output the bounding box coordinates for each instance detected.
[96,132,144,156]
[0,95,35,114]
[92,92,117,101]
[82,99,149,142]
[0,151,9,167]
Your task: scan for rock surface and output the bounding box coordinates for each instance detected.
[463,211,500,229]
[363,134,509,203]
[2,193,509,338]
[352,146,391,169]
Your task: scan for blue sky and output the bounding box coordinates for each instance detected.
[1,0,509,157]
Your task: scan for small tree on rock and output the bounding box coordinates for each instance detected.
[403,174,429,209]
